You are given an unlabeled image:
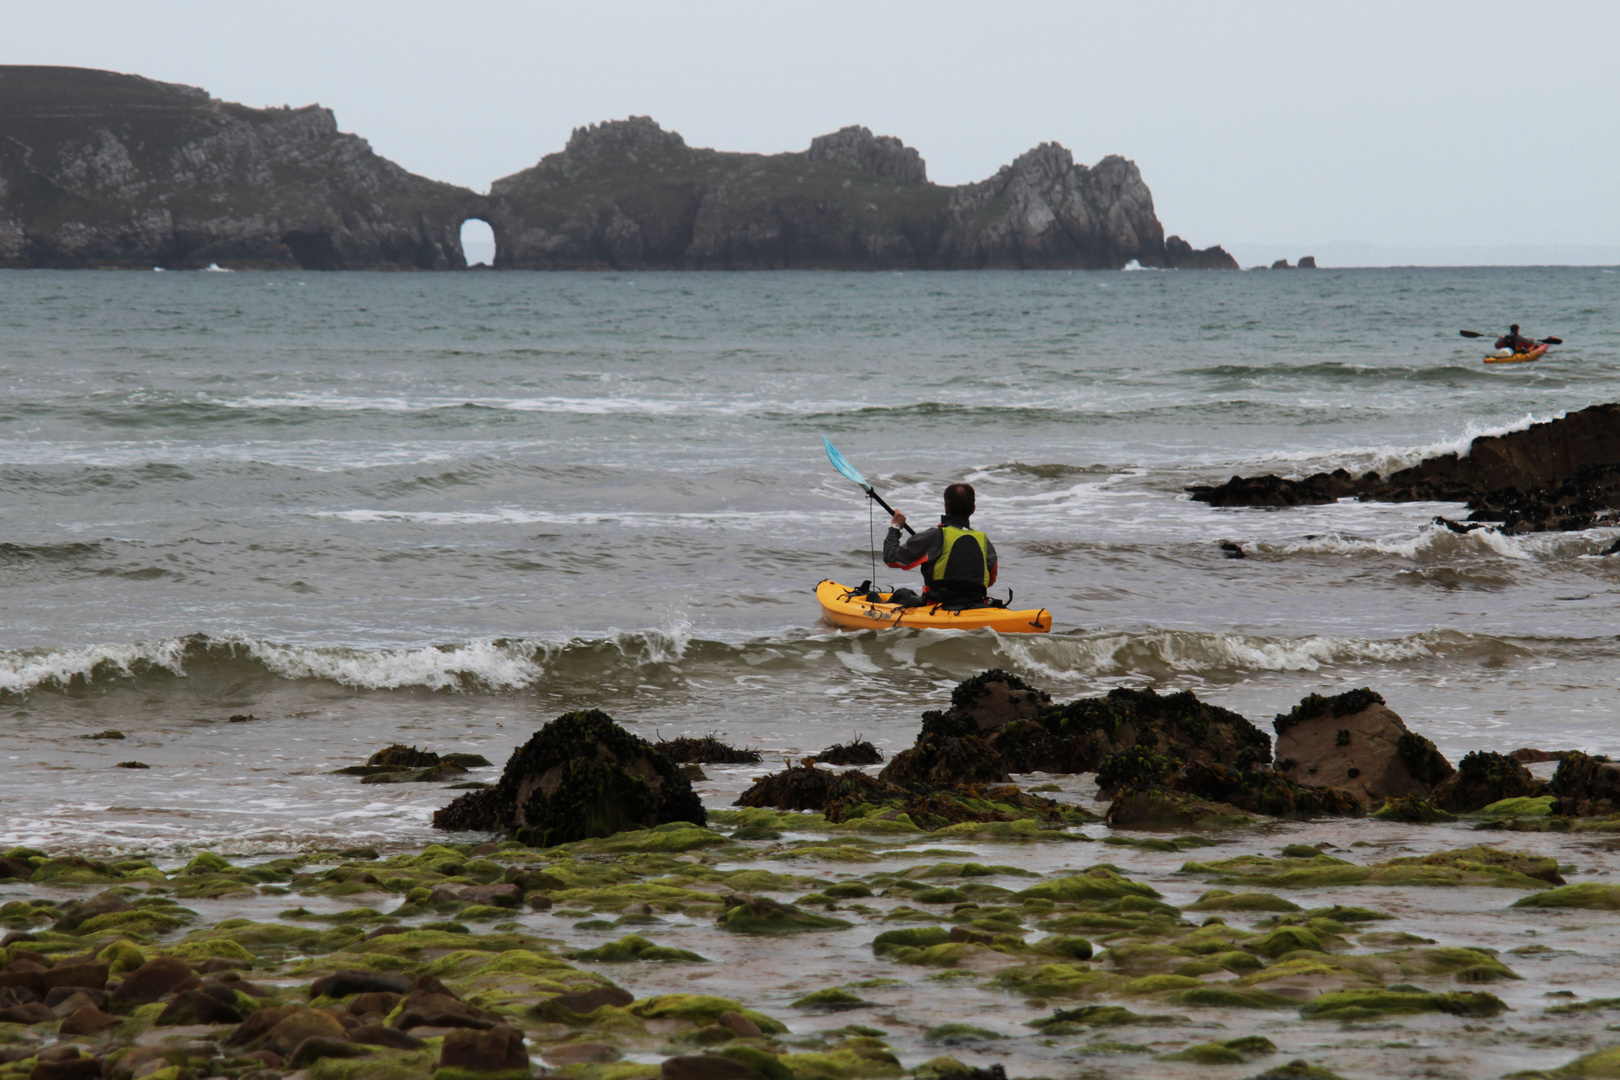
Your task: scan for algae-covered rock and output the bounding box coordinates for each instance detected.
[1511,883,1620,910]
[1431,751,1547,812]
[1186,890,1302,913]
[1105,788,1259,830]
[1371,796,1456,822]
[1298,987,1507,1020]
[922,1023,1005,1044]
[715,896,851,934]
[1017,868,1160,903]
[1507,1046,1620,1079]
[1476,795,1556,818]
[1162,1037,1275,1064]
[1184,847,1559,890]
[570,935,708,962]
[629,994,786,1034]
[431,710,705,845]
[790,988,872,1011]
[1385,844,1564,885]
[1273,689,1453,807]
[1246,1062,1351,1080]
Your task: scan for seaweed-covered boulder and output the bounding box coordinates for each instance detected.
[1430,751,1547,813]
[879,734,1012,786]
[1548,751,1620,817]
[733,763,857,811]
[1273,689,1452,808]
[813,738,883,765]
[369,744,440,768]
[653,735,762,765]
[432,710,705,845]
[918,669,1053,738]
[1170,760,1362,818]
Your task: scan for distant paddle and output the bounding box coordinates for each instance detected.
[1460,330,1563,344]
[823,437,915,535]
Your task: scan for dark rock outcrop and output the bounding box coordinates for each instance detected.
[1429,751,1547,813]
[733,760,1083,831]
[879,734,1012,787]
[1548,752,1620,817]
[1189,404,1620,534]
[1272,689,1454,808]
[487,117,1232,271]
[996,685,1273,775]
[431,709,705,845]
[0,66,476,269]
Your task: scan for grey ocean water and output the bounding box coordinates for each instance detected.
[2,266,1618,852]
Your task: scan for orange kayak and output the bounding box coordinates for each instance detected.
[1484,343,1550,364]
[816,579,1051,633]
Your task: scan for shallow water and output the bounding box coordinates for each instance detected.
[3,266,1620,850]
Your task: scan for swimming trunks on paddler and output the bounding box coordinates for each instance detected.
[882,482,998,604]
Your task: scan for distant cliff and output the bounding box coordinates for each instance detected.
[0,66,475,269]
[0,66,1235,271]
[486,117,1235,270]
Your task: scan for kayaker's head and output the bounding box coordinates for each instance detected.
[1510,324,1520,333]
[943,483,976,520]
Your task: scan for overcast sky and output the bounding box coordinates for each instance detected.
[10,1,1618,261]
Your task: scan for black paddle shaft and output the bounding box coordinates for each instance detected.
[1460,329,1563,344]
[867,490,916,535]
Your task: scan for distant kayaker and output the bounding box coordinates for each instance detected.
[1496,324,1536,354]
[883,483,998,606]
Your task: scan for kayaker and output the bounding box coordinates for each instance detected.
[883,483,998,607]
[1496,324,1536,354]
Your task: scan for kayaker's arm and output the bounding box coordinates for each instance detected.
[884,525,939,571]
[986,537,998,587]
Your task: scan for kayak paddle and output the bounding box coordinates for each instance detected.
[823,437,915,535]
[1459,330,1563,344]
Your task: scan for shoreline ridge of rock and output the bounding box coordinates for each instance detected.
[1188,403,1620,534]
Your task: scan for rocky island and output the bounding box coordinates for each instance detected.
[0,66,1236,272]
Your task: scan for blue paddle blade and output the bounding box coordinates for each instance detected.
[823,437,872,493]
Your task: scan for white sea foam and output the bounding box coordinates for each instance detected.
[246,638,545,691]
[0,638,190,694]
[996,626,1502,681]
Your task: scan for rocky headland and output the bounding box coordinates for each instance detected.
[0,66,476,270]
[0,66,1236,272]
[1189,403,1620,534]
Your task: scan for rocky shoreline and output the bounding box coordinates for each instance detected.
[4,672,1620,1080]
[0,67,1235,273]
[1189,404,1620,535]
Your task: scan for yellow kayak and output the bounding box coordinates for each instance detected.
[816,579,1051,633]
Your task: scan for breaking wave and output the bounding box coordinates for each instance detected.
[0,624,1589,702]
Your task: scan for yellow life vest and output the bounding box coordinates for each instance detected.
[931,526,990,588]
